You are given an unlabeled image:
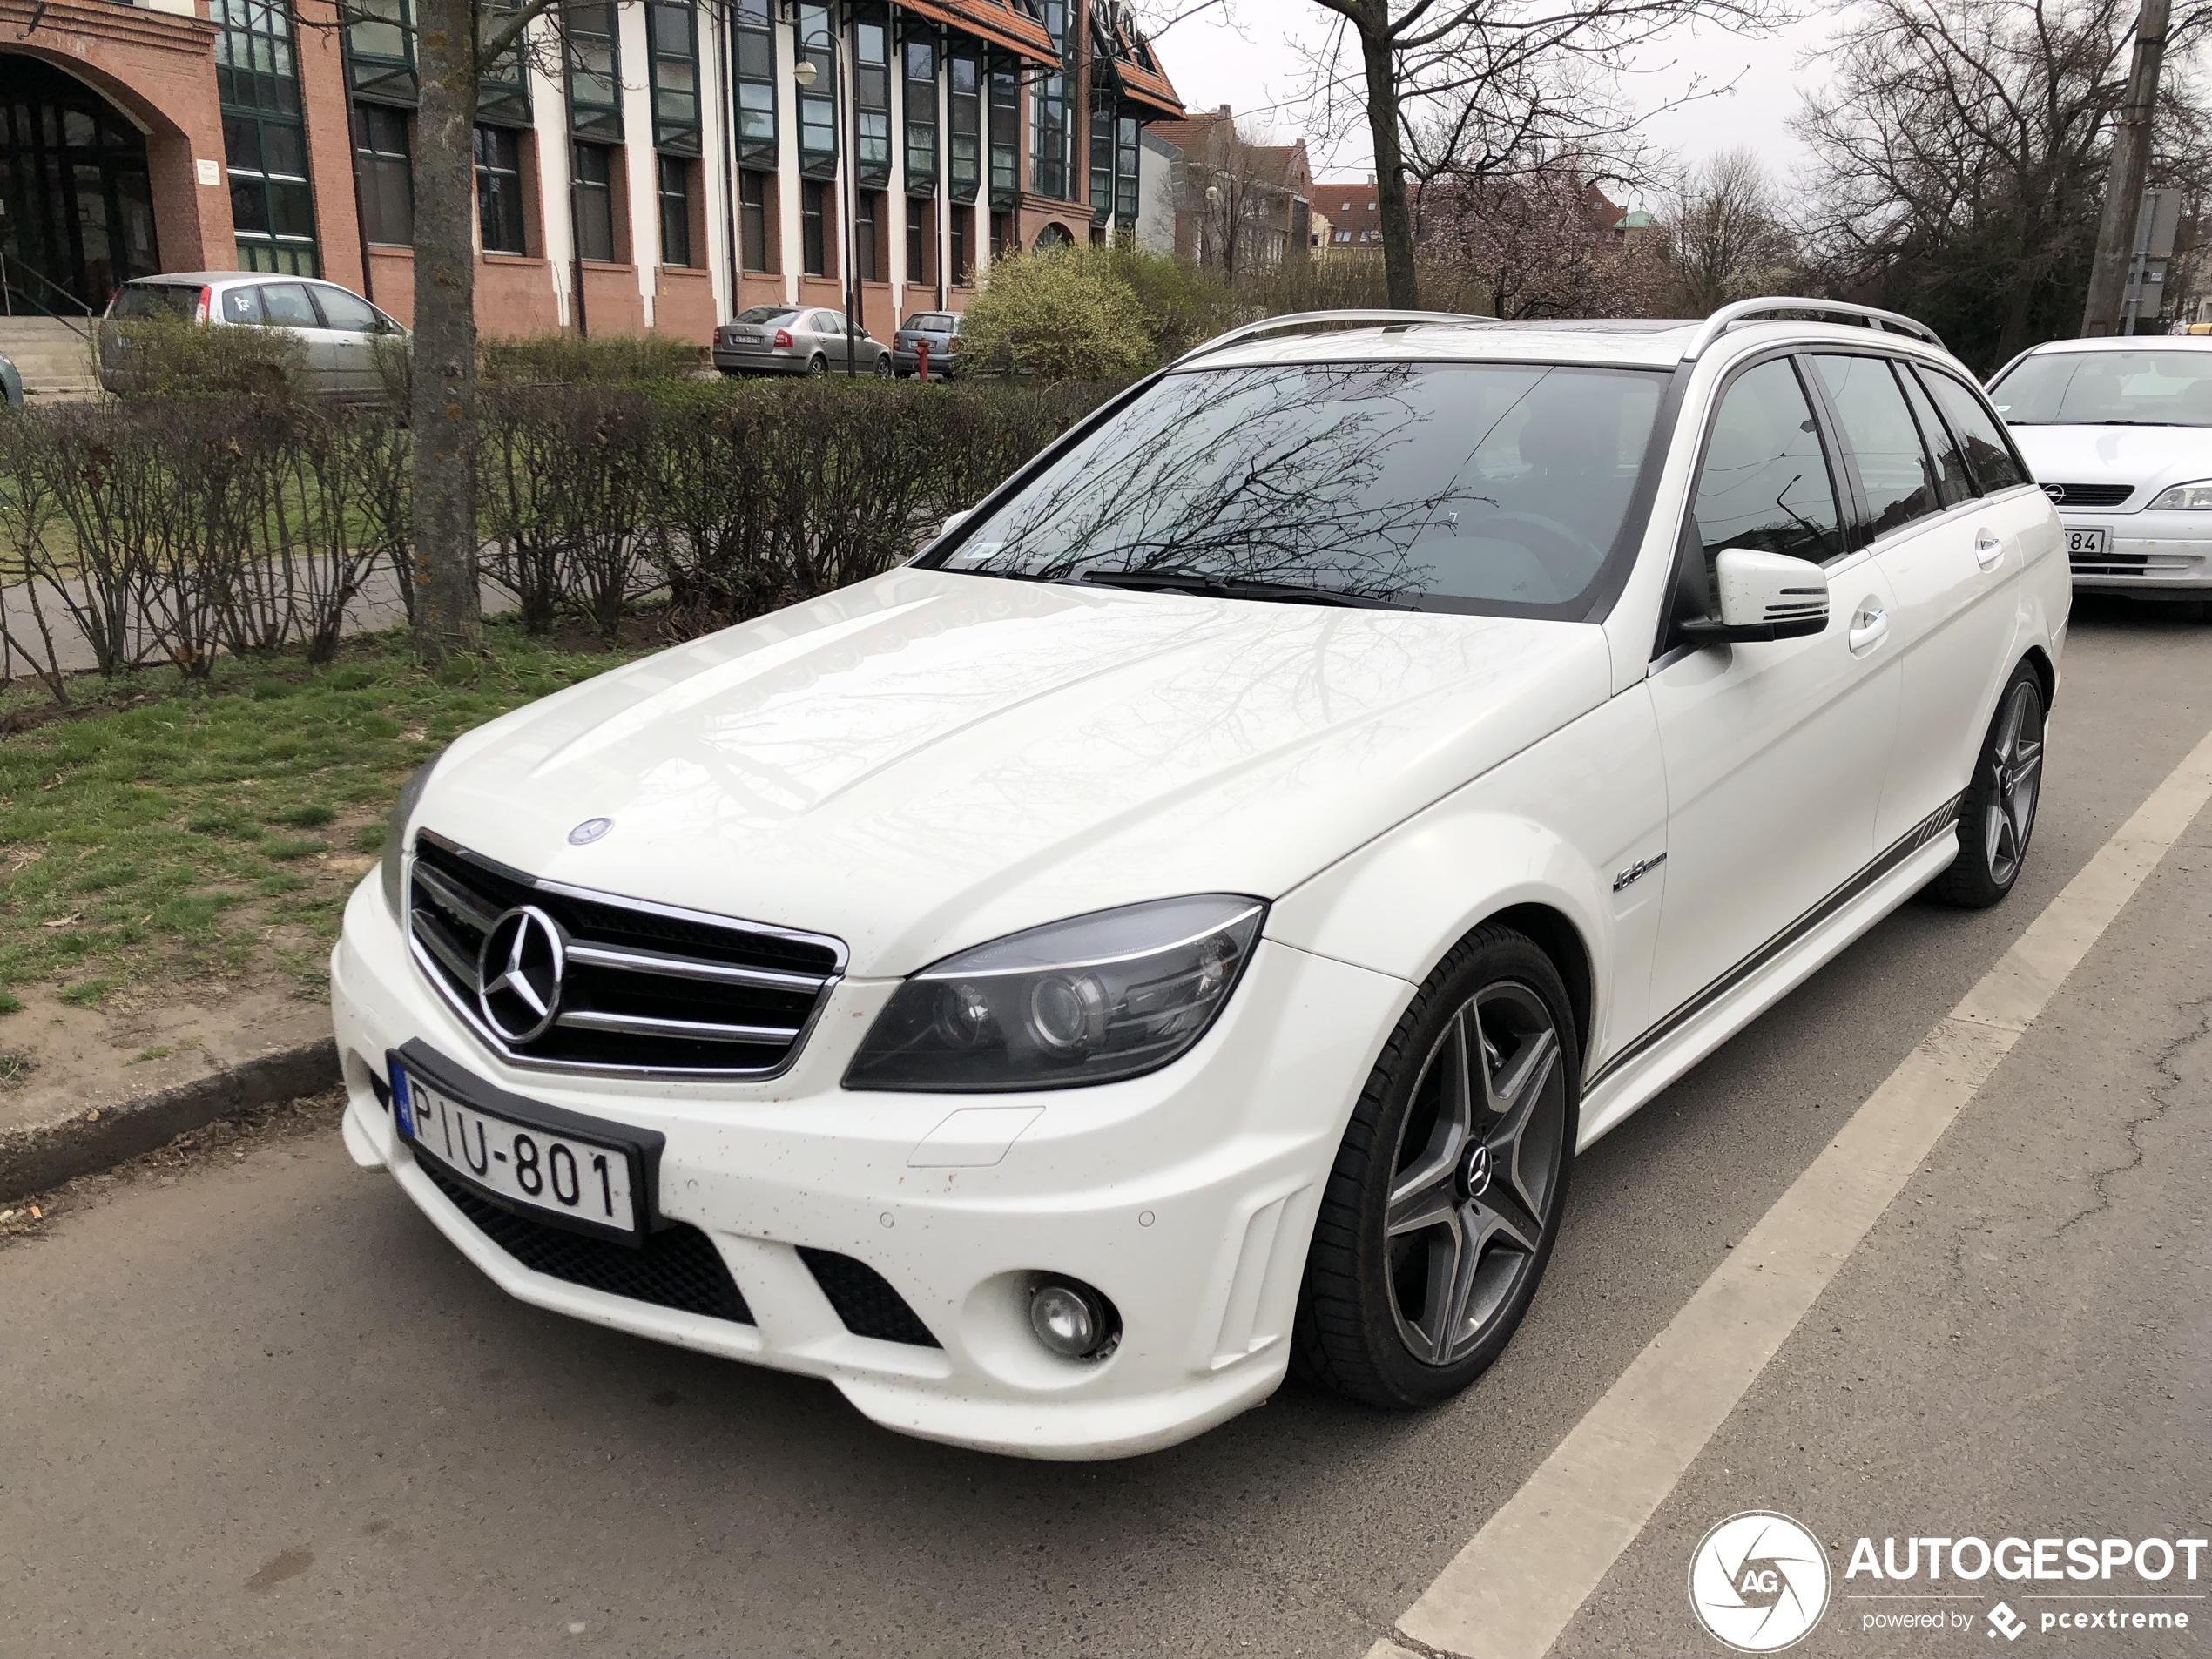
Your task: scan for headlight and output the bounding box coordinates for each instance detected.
[844,894,1266,1092]
[379,750,447,920]
[2148,479,2212,510]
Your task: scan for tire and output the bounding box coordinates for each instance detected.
[873,354,893,380]
[1293,924,1579,1408]
[1925,660,2046,909]
[806,354,827,377]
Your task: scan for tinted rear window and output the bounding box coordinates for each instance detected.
[109,284,198,321]
[734,305,799,324]
[908,314,954,330]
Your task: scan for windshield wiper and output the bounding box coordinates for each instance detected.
[1074,569,1411,610]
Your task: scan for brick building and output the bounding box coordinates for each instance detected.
[0,0,1181,339]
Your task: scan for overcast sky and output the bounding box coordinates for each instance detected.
[1147,1,1853,199]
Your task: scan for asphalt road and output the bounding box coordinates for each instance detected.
[3,597,2207,1659]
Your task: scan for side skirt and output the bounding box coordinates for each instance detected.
[1575,797,1963,1150]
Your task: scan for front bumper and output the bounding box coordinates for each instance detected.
[2064,509,2212,594]
[329,878,1407,1459]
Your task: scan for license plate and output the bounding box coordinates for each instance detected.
[2066,527,2108,557]
[395,1067,640,1238]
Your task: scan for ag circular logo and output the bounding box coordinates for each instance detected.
[1688,1512,1831,1652]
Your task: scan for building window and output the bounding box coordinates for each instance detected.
[990,208,1010,261]
[801,177,830,276]
[572,139,617,261]
[215,0,317,273]
[1115,114,1138,226]
[988,60,1017,207]
[648,1,700,154]
[855,190,881,281]
[477,0,531,127]
[798,3,837,176]
[903,34,936,194]
[658,154,691,266]
[854,14,891,186]
[345,0,415,104]
[1088,87,1112,225]
[732,0,776,165]
[475,123,527,253]
[566,0,623,142]
[906,195,930,283]
[352,102,412,246]
[948,51,980,203]
[1030,0,1071,200]
[950,204,970,284]
[738,167,771,271]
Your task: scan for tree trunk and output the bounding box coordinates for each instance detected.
[1355,21,1420,308]
[409,0,485,664]
[2080,0,2170,335]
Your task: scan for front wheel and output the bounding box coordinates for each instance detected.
[873,354,893,380]
[1294,925,1577,1408]
[1925,662,2045,908]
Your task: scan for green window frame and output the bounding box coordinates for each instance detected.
[344,0,416,105]
[648,1,701,155]
[474,123,527,253]
[478,1,533,128]
[854,12,891,187]
[1088,86,1112,226]
[947,50,980,203]
[1115,113,1138,226]
[1029,0,1071,201]
[217,0,317,274]
[903,31,937,195]
[798,3,838,178]
[566,0,623,144]
[658,154,692,266]
[352,102,413,246]
[732,0,777,167]
[988,57,1017,207]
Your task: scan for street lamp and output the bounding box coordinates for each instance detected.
[792,41,861,376]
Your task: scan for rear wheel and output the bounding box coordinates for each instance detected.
[1925,661,2045,908]
[1294,926,1577,1407]
[873,354,893,380]
[806,354,827,377]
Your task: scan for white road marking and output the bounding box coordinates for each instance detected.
[1372,721,2212,1659]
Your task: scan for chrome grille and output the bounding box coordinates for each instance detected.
[2045,482,2134,507]
[407,830,845,1077]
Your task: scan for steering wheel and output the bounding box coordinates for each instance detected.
[1478,512,1607,584]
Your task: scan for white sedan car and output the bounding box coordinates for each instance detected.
[332,301,2067,1459]
[1987,334,2212,608]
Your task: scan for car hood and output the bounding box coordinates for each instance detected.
[420,568,1611,975]
[2007,424,2212,500]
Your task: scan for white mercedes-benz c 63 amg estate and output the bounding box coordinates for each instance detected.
[332,300,2068,1459]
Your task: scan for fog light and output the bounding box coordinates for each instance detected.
[1028,1278,1118,1359]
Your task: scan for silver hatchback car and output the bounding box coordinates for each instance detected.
[99,273,407,397]
[713,305,893,377]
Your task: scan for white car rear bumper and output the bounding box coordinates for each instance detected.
[329,878,1407,1459]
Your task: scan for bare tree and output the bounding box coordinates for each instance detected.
[1180,113,1307,279]
[1298,0,1784,307]
[1665,146,1799,314]
[1795,0,2209,366]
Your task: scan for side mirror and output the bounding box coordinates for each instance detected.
[936,508,971,540]
[1681,548,1830,644]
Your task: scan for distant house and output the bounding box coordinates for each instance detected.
[1140,106,1312,276]
[1313,179,1386,255]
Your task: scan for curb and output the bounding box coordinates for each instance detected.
[0,1037,341,1203]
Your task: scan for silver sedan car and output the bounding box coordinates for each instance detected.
[712,306,893,377]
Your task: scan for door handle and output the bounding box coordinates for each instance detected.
[1847,601,1889,654]
[1974,529,2005,570]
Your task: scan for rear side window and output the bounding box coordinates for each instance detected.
[1897,367,1973,507]
[259,283,320,327]
[220,287,263,325]
[1814,354,1940,538]
[1692,357,1844,567]
[1919,369,2027,492]
[109,283,197,321]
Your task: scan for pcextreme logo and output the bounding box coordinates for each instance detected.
[1689,1512,1833,1652]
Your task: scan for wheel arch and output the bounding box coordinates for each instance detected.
[2020,643,2056,711]
[1486,902,1594,1071]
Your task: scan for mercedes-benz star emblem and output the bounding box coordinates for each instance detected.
[2043,483,2067,503]
[477,905,566,1044]
[1461,1141,1493,1199]
[568,817,614,846]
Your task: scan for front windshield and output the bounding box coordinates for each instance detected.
[925,361,1668,613]
[1989,349,2212,427]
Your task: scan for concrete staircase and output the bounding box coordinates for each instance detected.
[0,315,103,402]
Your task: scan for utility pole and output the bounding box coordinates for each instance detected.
[2081,0,2171,336]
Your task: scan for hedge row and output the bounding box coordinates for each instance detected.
[0,377,1117,699]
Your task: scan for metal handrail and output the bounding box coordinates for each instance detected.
[1684,297,1945,359]
[1174,308,1493,366]
[0,251,97,341]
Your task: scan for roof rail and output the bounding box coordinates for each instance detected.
[1684,298,1945,359]
[1173,308,1492,367]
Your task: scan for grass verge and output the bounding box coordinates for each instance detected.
[0,617,655,1013]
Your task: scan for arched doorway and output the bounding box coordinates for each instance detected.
[1033,221,1074,252]
[0,55,160,314]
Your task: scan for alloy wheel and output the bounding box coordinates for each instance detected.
[1982,679,2043,886]
[1384,980,1568,1366]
